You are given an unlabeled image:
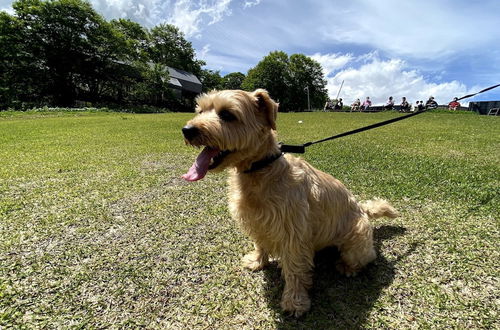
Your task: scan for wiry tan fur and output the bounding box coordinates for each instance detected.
[183,89,398,317]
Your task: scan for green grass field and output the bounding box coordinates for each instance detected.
[1,110,498,328]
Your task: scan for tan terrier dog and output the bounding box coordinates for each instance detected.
[182,89,398,317]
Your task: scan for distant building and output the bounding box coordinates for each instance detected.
[114,60,202,97]
[99,61,202,110]
[468,101,500,115]
[166,66,202,96]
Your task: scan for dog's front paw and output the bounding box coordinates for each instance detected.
[336,260,359,277]
[242,250,268,271]
[280,292,311,318]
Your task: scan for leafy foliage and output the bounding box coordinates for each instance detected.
[221,72,246,90]
[0,0,205,110]
[288,54,328,111]
[242,51,328,111]
[148,24,204,76]
[199,69,223,92]
[200,71,246,93]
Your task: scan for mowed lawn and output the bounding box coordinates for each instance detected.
[0,110,498,328]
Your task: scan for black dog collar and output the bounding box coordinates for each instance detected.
[244,153,284,174]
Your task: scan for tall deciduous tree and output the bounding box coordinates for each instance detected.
[199,69,222,92]
[148,24,204,77]
[0,11,45,107]
[11,0,129,105]
[221,72,245,90]
[110,18,149,62]
[242,51,327,111]
[288,54,328,111]
[242,51,291,107]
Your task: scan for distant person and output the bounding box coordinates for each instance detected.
[400,97,410,112]
[351,98,361,111]
[334,98,343,111]
[417,100,425,112]
[384,96,395,110]
[361,97,372,111]
[425,96,438,109]
[448,97,461,110]
[323,100,334,111]
[413,100,420,111]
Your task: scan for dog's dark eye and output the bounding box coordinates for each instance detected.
[218,110,237,122]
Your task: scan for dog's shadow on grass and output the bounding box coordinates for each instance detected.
[263,225,417,329]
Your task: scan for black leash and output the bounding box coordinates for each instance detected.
[280,83,500,154]
[280,110,426,153]
[246,110,424,171]
[456,84,500,102]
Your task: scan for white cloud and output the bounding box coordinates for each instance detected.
[317,0,500,59]
[0,7,13,14]
[167,0,232,38]
[198,51,256,73]
[0,0,14,15]
[309,53,355,77]
[88,0,233,37]
[199,44,211,60]
[89,0,161,26]
[318,53,470,106]
[243,0,262,8]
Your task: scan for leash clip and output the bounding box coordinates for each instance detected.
[279,143,306,154]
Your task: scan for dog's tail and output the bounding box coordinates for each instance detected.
[361,198,398,219]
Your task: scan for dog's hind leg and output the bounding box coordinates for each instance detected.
[242,243,269,271]
[336,215,376,277]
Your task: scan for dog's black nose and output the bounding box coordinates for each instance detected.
[182,125,199,141]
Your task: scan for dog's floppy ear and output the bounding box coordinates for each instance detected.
[253,89,278,130]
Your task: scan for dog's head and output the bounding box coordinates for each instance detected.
[181,89,278,181]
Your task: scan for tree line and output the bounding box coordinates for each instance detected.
[0,0,327,111]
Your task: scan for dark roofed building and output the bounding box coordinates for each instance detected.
[167,67,202,94]
[468,100,500,115]
[106,61,202,110]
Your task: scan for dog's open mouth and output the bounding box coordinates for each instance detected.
[182,147,231,182]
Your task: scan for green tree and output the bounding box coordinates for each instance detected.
[288,54,328,111]
[104,19,152,104]
[129,63,172,105]
[148,24,204,76]
[12,0,125,106]
[199,69,222,92]
[221,72,245,90]
[0,11,45,108]
[242,51,327,111]
[242,51,291,107]
[110,18,149,62]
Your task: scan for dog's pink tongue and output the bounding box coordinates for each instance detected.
[182,147,219,182]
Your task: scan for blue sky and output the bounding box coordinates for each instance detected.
[2,0,499,105]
